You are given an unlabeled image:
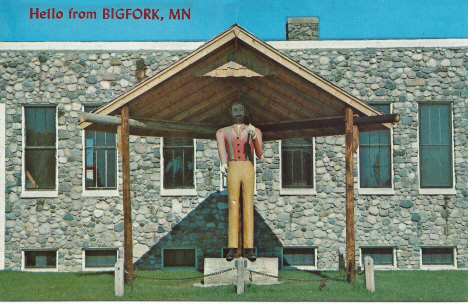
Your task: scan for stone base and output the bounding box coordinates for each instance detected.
[198,257,279,287]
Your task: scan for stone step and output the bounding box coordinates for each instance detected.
[201,257,279,286]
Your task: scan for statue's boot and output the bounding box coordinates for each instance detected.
[245,248,256,262]
[226,248,237,261]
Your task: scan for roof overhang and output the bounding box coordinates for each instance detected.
[79,24,396,141]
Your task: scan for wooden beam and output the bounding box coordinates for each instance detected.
[258,114,399,133]
[345,107,355,284]
[80,112,218,135]
[121,106,133,285]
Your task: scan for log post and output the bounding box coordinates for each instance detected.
[121,106,133,285]
[345,107,356,283]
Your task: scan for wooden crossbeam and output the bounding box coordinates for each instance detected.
[258,114,400,133]
[80,112,399,140]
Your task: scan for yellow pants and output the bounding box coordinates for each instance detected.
[227,161,255,248]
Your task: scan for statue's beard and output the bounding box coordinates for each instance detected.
[232,116,244,124]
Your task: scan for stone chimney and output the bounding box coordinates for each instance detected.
[286,17,319,41]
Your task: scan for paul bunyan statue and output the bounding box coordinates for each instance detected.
[216,102,263,262]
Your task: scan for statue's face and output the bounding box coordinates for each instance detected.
[231,103,245,119]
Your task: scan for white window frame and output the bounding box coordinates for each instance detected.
[160,138,197,196]
[359,246,397,270]
[21,105,58,198]
[420,246,457,270]
[81,106,119,197]
[417,102,456,195]
[281,246,317,270]
[161,247,198,269]
[279,139,317,196]
[21,249,59,272]
[82,248,119,271]
[358,103,395,196]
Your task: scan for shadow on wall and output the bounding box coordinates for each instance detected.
[134,191,283,271]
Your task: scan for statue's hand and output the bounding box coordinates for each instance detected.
[220,163,228,176]
[247,124,256,139]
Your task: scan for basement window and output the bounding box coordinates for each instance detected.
[361,247,395,267]
[162,248,197,269]
[421,247,455,267]
[282,247,316,269]
[84,249,118,269]
[23,250,57,270]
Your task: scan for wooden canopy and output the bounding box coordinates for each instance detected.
[79,24,395,141]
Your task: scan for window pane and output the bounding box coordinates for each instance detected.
[422,248,454,265]
[361,247,393,266]
[84,117,117,190]
[163,249,196,267]
[359,104,391,188]
[96,149,106,188]
[420,146,452,188]
[107,150,117,188]
[85,250,117,268]
[163,138,194,189]
[283,247,315,266]
[282,139,313,188]
[25,251,56,268]
[25,149,56,189]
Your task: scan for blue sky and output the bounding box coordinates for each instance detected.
[1,0,467,41]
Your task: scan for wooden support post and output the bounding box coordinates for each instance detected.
[345,107,356,283]
[121,106,133,285]
[364,256,375,292]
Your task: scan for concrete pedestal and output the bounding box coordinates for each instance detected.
[198,257,279,287]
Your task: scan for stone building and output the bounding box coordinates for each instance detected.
[0,18,467,272]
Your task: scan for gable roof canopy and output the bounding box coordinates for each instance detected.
[79,24,395,141]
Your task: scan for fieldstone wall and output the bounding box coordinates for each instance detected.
[286,17,319,41]
[1,44,467,271]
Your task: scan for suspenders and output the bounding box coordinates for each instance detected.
[225,127,235,161]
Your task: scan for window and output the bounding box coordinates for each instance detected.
[361,247,394,267]
[359,104,392,189]
[84,249,118,268]
[24,250,57,269]
[282,247,316,268]
[84,106,117,191]
[419,104,453,189]
[281,138,314,190]
[24,106,56,191]
[162,248,196,268]
[421,247,455,266]
[162,138,194,190]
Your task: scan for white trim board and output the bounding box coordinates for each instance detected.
[0,103,5,270]
[1,38,468,51]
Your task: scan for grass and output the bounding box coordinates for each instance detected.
[0,269,467,301]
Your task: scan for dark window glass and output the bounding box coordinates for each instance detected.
[85,106,117,190]
[419,104,452,188]
[359,104,392,188]
[282,138,313,188]
[25,106,56,190]
[163,249,196,268]
[361,247,394,266]
[421,247,454,265]
[85,249,118,268]
[163,138,194,189]
[24,251,57,268]
[283,247,315,266]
